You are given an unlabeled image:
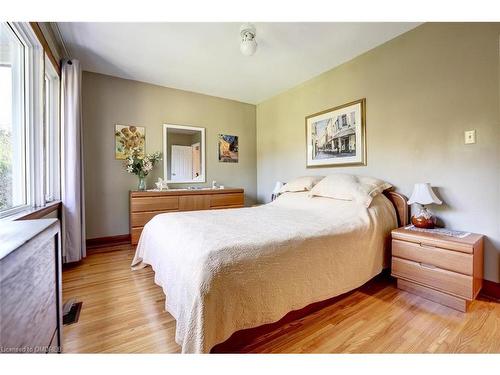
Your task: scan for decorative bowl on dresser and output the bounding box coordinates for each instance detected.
[391,227,483,312]
[130,188,245,245]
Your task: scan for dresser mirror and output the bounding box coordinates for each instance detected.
[163,124,206,183]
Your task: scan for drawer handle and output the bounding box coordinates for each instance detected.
[419,242,436,249]
[419,262,437,269]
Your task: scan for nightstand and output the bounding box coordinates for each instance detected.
[391,227,484,312]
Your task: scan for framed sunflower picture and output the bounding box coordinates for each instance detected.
[115,124,146,160]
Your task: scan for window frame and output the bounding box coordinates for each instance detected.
[44,53,61,203]
[0,23,28,217]
[0,22,47,219]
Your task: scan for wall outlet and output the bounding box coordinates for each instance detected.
[464,130,476,144]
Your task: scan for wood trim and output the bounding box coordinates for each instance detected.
[383,190,409,227]
[86,234,131,249]
[30,22,60,75]
[481,279,500,300]
[16,201,61,220]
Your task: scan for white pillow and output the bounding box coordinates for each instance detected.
[308,174,392,207]
[279,176,324,194]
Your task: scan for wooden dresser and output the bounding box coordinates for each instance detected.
[130,188,244,245]
[0,219,62,353]
[391,227,483,312]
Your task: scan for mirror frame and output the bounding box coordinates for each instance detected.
[162,124,206,183]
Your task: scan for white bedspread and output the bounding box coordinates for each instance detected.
[131,192,397,353]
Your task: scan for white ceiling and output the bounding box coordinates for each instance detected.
[57,22,420,104]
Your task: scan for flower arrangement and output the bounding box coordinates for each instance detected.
[123,147,162,190]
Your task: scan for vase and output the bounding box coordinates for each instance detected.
[137,175,146,191]
[411,206,436,229]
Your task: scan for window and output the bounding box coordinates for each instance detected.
[0,23,27,215]
[0,22,59,218]
[44,55,60,202]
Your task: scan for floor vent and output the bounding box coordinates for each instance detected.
[63,301,82,325]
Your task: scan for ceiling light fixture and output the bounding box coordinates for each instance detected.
[240,24,257,56]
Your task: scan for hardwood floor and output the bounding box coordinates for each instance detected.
[62,244,500,354]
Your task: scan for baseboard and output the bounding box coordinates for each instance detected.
[86,234,131,249]
[481,279,500,300]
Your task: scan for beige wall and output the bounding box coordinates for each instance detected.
[82,72,256,239]
[256,23,500,282]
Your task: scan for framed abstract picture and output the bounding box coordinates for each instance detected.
[115,124,145,160]
[218,134,238,163]
[305,98,366,168]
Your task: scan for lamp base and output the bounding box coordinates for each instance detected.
[411,206,436,229]
[411,215,435,229]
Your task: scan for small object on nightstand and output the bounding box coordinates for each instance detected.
[391,227,484,312]
[408,183,442,229]
[271,181,283,201]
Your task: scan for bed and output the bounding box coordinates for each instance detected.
[131,189,407,353]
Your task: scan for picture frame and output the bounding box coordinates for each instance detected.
[218,134,239,163]
[115,124,146,160]
[305,98,366,168]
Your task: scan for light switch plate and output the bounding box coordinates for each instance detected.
[465,130,476,144]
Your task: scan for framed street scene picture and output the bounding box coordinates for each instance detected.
[305,98,366,167]
[218,134,239,163]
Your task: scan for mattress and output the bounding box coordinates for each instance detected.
[131,191,397,353]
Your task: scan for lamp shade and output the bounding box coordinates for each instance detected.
[408,183,442,205]
[272,181,284,195]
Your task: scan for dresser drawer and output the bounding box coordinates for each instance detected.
[131,210,175,227]
[391,257,473,299]
[179,195,211,211]
[131,227,143,245]
[131,196,179,212]
[392,239,473,275]
[210,193,244,208]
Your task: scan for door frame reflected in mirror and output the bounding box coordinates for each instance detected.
[162,124,206,183]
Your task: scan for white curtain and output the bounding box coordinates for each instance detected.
[61,59,86,263]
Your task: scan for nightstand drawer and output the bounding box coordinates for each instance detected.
[392,239,473,275]
[392,257,473,299]
[391,230,478,254]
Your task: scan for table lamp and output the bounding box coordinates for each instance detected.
[408,183,442,229]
